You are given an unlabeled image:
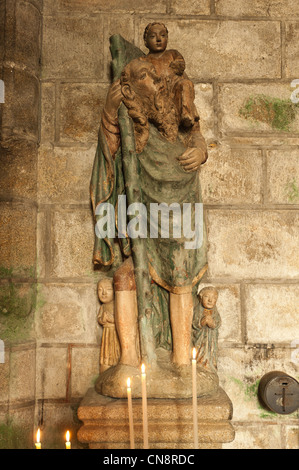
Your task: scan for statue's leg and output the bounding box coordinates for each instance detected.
[113,258,140,367]
[169,291,193,365]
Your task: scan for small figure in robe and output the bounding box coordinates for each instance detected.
[97,278,120,373]
[192,286,221,372]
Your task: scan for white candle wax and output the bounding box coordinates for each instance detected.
[192,348,199,449]
[127,377,135,449]
[141,364,149,449]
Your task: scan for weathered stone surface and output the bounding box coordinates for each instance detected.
[218,346,299,421]
[201,145,263,204]
[42,15,104,79]
[266,148,299,204]
[138,20,281,79]
[286,426,299,449]
[38,144,96,204]
[0,140,37,201]
[218,83,299,135]
[223,422,281,449]
[36,283,98,343]
[60,84,107,142]
[207,210,299,280]
[215,0,299,18]
[0,204,36,278]
[77,386,234,449]
[36,346,68,399]
[40,82,55,142]
[51,210,95,278]
[44,0,167,13]
[170,0,210,15]
[245,284,299,343]
[285,22,299,77]
[194,83,215,143]
[1,68,39,140]
[71,346,100,397]
[9,344,36,403]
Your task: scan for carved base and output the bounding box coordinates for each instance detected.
[77,387,235,449]
[95,348,219,399]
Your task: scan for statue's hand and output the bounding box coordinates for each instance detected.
[177,147,206,173]
[104,79,123,119]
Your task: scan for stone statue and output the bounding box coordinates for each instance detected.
[91,25,218,398]
[97,278,120,373]
[192,286,221,372]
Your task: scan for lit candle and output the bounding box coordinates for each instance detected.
[65,430,71,449]
[192,348,198,449]
[35,428,41,449]
[127,377,135,449]
[141,363,149,449]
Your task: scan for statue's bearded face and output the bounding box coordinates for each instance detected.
[121,58,179,152]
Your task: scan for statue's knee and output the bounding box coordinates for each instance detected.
[113,257,136,291]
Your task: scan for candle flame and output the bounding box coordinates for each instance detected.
[192,348,197,360]
[141,363,145,374]
[66,430,70,442]
[36,428,40,443]
[127,377,131,388]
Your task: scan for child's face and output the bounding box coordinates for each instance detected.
[145,24,168,53]
[98,280,114,303]
[201,290,217,309]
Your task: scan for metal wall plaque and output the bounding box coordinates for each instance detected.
[258,371,299,415]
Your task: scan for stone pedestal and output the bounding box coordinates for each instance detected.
[77,387,235,449]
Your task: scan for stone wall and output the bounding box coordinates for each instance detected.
[0,0,299,449]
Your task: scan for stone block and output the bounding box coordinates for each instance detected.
[39,402,81,449]
[201,145,263,204]
[40,82,56,142]
[266,148,299,204]
[42,15,104,79]
[286,425,299,449]
[223,422,281,449]
[137,20,281,80]
[218,82,299,135]
[245,284,299,344]
[7,404,35,449]
[215,0,299,18]
[71,346,100,397]
[38,144,96,204]
[77,387,234,449]
[169,0,210,15]
[51,209,95,278]
[285,22,299,77]
[2,68,39,140]
[0,140,37,201]
[36,283,98,343]
[0,281,36,341]
[44,0,167,14]
[218,345,299,421]
[207,210,299,280]
[9,344,36,403]
[0,204,36,278]
[59,83,108,143]
[36,346,68,399]
[194,83,215,143]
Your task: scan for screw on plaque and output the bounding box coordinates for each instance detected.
[258,371,299,415]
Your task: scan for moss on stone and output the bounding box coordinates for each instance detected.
[0,280,38,341]
[0,419,31,449]
[239,94,299,131]
[285,177,299,203]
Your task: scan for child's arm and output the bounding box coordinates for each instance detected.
[169,50,185,75]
